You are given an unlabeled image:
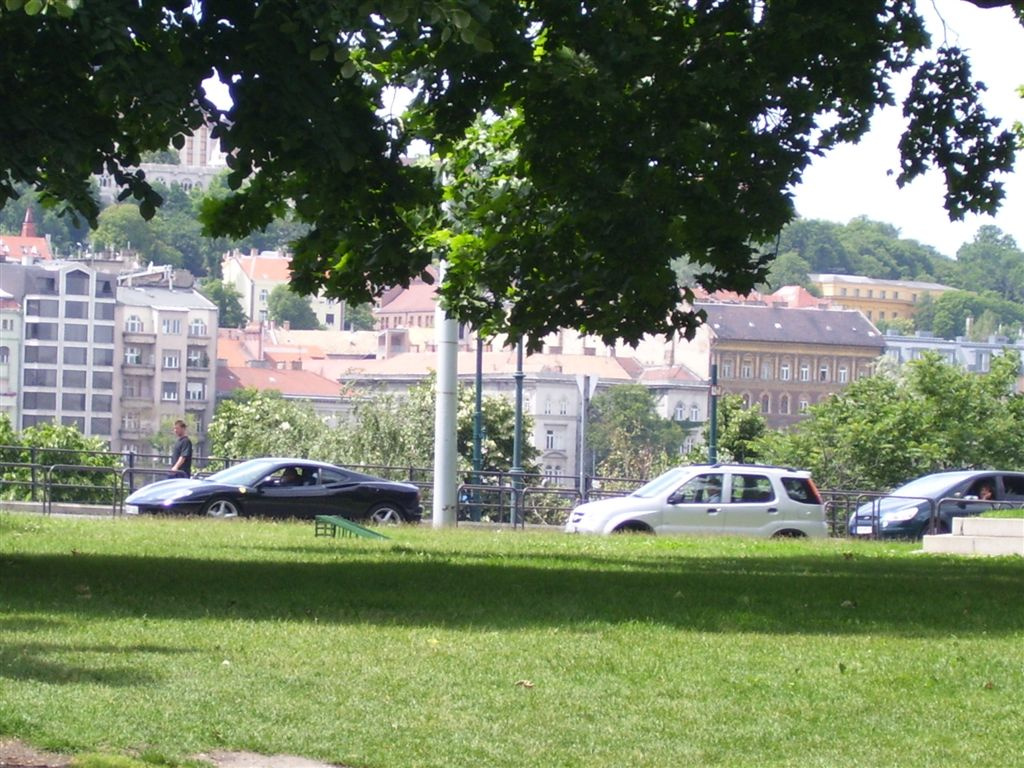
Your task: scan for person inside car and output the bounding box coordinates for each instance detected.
[279,467,302,486]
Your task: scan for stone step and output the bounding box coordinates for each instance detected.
[922,534,1023,557]
[952,516,1024,538]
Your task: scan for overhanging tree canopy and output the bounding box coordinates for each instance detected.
[1,0,1019,346]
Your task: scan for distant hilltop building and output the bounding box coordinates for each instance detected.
[96,121,227,204]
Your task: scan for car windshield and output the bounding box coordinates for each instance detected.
[889,473,973,498]
[631,467,692,498]
[206,460,282,487]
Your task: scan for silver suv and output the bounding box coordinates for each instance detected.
[565,464,827,538]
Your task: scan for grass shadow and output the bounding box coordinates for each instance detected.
[2,548,1022,638]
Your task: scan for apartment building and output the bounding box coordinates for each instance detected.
[676,302,886,428]
[0,261,119,439]
[117,279,219,455]
[0,291,22,426]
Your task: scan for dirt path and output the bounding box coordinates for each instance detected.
[0,741,350,768]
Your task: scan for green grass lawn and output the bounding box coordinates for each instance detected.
[1,513,1022,768]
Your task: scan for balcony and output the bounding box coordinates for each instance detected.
[123,331,157,344]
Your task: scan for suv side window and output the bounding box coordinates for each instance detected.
[730,473,775,503]
[672,473,723,503]
[781,477,820,505]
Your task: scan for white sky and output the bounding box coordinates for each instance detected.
[791,1,1024,259]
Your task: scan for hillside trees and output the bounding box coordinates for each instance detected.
[1,1,1018,347]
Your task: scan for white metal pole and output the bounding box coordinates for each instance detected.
[432,263,459,528]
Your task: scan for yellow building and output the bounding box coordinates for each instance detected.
[809,274,955,323]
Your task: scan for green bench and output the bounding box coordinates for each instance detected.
[314,514,389,540]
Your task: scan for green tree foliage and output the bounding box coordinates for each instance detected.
[756,350,1024,491]
[208,381,536,474]
[267,284,322,330]
[345,303,375,331]
[0,418,120,502]
[208,390,334,460]
[951,225,1024,302]
[341,377,539,473]
[912,290,1024,340]
[2,2,1016,347]
[198,278,246,328]
[588,385,685,480]
[775,217,946,281]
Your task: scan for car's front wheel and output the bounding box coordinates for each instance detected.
[203,497,241,518]
[368,502,404,525]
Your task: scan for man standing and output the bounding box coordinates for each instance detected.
[170,420,193,478]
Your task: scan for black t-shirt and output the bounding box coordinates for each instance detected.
[171,435,193,477]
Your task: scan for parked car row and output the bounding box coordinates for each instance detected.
[122,457,1023,541]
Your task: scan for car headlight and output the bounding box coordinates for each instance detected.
[881,505,922,524]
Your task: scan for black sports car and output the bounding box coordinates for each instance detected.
[124,457,423,523]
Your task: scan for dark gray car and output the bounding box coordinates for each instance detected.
[848,470,1024,538]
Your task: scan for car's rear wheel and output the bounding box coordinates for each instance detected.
[203,498,241,518]
[368,502,404,525]
[771,529,806,539]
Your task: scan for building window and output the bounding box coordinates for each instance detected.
[62,370,87,388]
[259,289,269,304]
[720,360,734,379]
[780,363,791,381]
[61,416,86,431]
[1,317,13,331]
[0,346,7,364]
[94,348,114,366]
[92,395,112,412]
[187,348,208,368]
[23,392,57,409]
[162,318,182,335]
[25,322,58,340]
[545,429,557,450]
[25,369,58,387]
[799,363,810,382]
[760,393,770,413]
[62,393,87,411]
[161,382,179,401]
[690,405,699,422]
[163,352,180,369]
[799,399,809,413]
[126,315,144,332]
[64,271,90,295]
[64,324,88,342]
[92,371,112,389]
[90,417,111,435]
[95,302,116,321]
[186,382,206,401]
[189,318,208,337]
[838,366,849,384]
[819,365,829,382]
[94,325,114,344]
[543,398,551,415]
[65,301,89,319]
[63,347,88,365]
[780,395,790,415]
[125,347,142,365]
[760,361,773,380]
[674,402,686,421]
[559,398,568,416]
[24,346,58,364]
[741,362,753,379]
